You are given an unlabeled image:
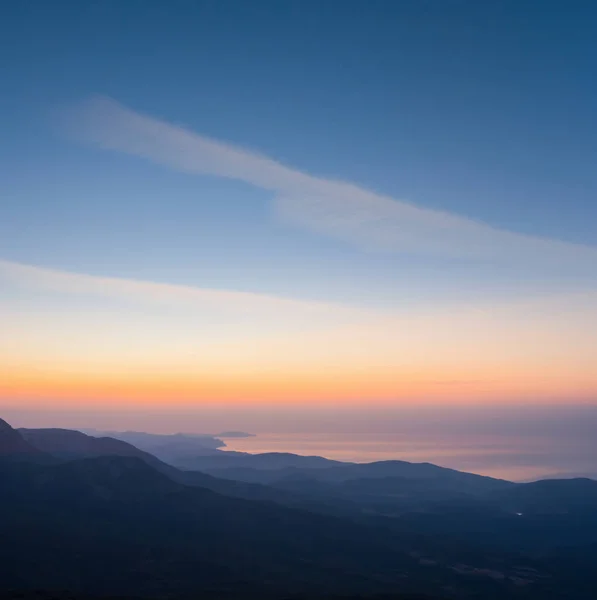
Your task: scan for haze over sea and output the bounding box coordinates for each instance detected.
[214,404,597,482]
[224,431,594,482]
[6,404,596,482]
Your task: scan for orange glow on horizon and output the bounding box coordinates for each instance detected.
[2,358,595,409]
[2,262,596,412]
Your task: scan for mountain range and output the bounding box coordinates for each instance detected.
[2,417,597,599]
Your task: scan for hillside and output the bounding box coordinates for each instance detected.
[3,418,597,598]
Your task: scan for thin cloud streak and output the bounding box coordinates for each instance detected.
[4,257,595,324]
[0,258,371,322]
[2,257,596,371]
[65,96,597,271]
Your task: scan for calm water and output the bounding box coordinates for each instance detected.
[6,405,596,482]
[224,430,597,482]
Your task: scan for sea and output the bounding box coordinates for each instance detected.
[223,428,597,482]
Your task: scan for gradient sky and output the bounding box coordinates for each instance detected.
[1,1,596,423]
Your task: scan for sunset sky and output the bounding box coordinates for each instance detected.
[1,1,596,429]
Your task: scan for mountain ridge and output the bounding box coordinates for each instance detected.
[3,417,597,598]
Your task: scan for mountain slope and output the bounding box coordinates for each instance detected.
[18,427,515,517]
[0,418,51,461]
[204,459,512,488]
[20,428,168,467]
[1,419,594,598]
[83,429,225,460]
[0,453,561,599]
[201,460,514,509]
[19,427,351,515]
[171,451,343,471]
[488,478,597,514]
[0,456,494,597]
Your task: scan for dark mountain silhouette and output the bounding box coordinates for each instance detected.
[488,477,597,513]
[81,429,343,471]
[201,460,512,493]
[535,470,597,481]
[19,427,350,514]
[166,452,515,498]
[82,429,225,461]
[18,425,594,521]
[4,418,597,598]
[171,450,343,471]
[20,428,168,467]
[19,427,514,517]
[0,418,50,461]
[0,453,549,599]
[199,462,513,518]
[386,479,597,556]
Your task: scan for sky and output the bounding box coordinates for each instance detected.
[1,1,596,435]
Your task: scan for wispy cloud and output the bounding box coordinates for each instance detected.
[2,258,596,406]
[64,96,597,272]
[0,258,371,323]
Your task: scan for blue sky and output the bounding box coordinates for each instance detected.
[2,1,596,303]
[1,1,596,420]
